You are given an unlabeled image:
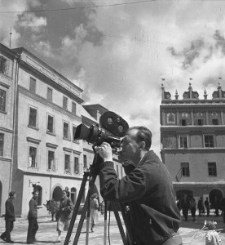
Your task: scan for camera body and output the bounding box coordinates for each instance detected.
[74,111,129,149]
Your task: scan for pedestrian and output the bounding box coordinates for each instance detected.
[190,198,196,222]
[0,191,16,243]
[176,199,181,213]
[96,126,182,245]
[204,197,210,217]
[198,197,204,217]
[26,191,41,244]
[220,197,225,223]
[181,194,190,221]
[64,187,70,198]
[90,193,99,232]
[214,197,220,217]
[56,190,73,242]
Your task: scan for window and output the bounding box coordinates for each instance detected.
[179,136,188,148]
[72,102,76,115]
[0,56,6,74]
[0,89,6,112]
[167,113,175,124]
[29,146,37,168]
[29,107,37,128]
[47,87,52,102]
[47,115,54,133]
[73,126,79,143]
[63,96,68,110]
[181,119,187,126]
[197,119,203,126]
[29,77,36,93]
[83,155,87,169]
[181,162,190,177]
[48,151,55,170]
[204,135,214,148]
[208,162,217,176]
[65,154,70,172]
[212,119,218,125]
[63,122,70,139]
[0,133,4,156]
[74,157,79,174]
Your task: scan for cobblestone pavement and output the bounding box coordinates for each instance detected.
[0,213,225,245]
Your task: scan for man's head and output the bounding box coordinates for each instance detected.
[9,191,16,199]
[62,190,67,199]
[32,191,39,199]
[119,126,152,166]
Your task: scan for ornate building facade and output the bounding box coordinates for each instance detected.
[0,43,123,217]
[160,83,225,207]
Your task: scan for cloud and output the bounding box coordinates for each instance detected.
[1,0,225,155]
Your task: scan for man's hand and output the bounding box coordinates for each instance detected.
[95,142,113,162]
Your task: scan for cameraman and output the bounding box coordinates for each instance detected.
[96,126,182,245]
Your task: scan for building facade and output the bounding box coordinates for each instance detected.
[0,43,124,217]
[160,83,225,207]
[0,44,19,215]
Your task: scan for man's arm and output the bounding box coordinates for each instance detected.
[99,161,148,202]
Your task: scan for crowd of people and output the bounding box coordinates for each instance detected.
[177,195,225,223]
[0,188,100,244]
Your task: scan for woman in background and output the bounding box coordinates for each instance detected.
[90,193,99,232]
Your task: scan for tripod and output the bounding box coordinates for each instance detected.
[64,153,129,245]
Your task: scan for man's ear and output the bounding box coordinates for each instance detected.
[139,141,146,149]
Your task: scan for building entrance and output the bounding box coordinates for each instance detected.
[209,189,223,209]
[52,186,63,201]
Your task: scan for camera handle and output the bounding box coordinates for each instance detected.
[64,154,128,245]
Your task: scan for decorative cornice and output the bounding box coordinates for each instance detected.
[26,137,41,144]
[19,168,83,180]
[161,148,225,153]
[19,86,82,122]
[161,102,225,107]
[73,150,82,155]
[0,80,10,88]
[63,147,73,152]
[46,143,58,149]
[0,157,12,162]
[83,148,94,153]
[0,127,13,133]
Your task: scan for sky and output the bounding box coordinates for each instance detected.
[1,0,225,156]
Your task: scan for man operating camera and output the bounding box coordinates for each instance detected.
[96,126,182,245]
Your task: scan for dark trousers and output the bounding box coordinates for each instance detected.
[1,220,14,241]
[27,218,38,243]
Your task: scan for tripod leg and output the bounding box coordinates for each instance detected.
[64,172,89,245]
[111,202,128,245]
[103,200,107,245]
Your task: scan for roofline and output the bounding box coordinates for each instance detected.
[12,47,83,93]
[0,43,20,59]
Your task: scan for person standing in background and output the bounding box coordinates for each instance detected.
[0,191,16,243]
[56,190,73,242]
[90,193,99,232]
[27,191,41,244]
[204,197,210,217]
[190,198,196,222]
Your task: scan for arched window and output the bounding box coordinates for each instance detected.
[71,187,77,204]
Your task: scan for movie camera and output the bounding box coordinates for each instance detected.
[74,111,129,150]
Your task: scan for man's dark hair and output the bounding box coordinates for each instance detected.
[9,191,15,197]
[129,126,152,150]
